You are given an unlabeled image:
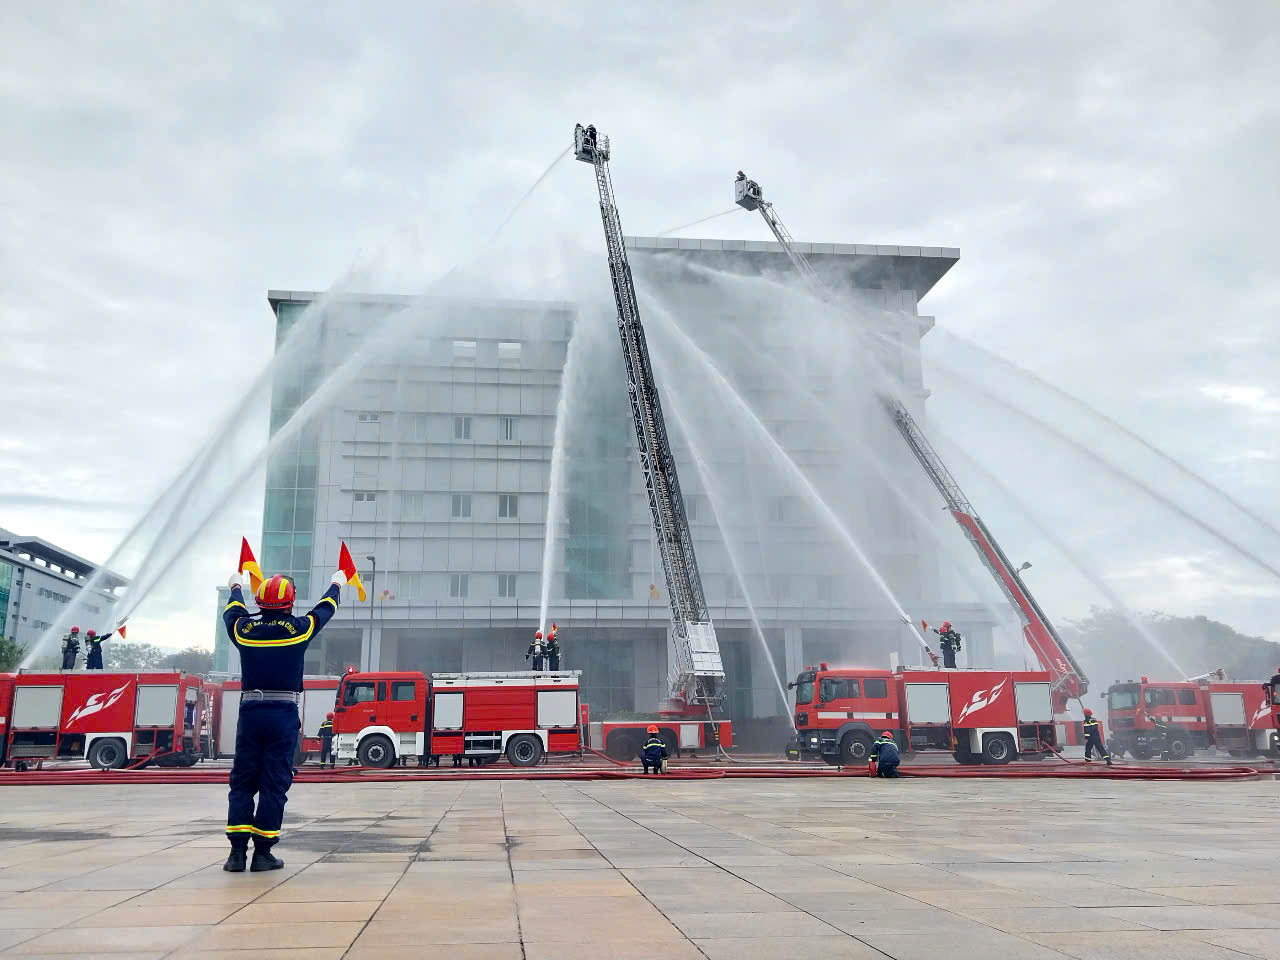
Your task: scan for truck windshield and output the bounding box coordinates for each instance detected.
[1108,687,1139,710]
[342,681,375,706]
[795,680,814,706]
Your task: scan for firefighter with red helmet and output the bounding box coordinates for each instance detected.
[84,629,113,670]
[546,623,561,671]
[641,725,668,775]
[870,731,901,777]
[924,620,962,668]
[1082,708,1112,765]
[527,630,546,671]
[318,712,335,770]
[60,627,81,670]
[221,567,345,872]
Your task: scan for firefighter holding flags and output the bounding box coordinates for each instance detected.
[220,538,363,873]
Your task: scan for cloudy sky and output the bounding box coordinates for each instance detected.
[2,1,1277,652]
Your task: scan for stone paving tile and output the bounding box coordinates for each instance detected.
[172,951,347,960]
[855,930,1072,960]
[1183,929,1280,959]
[1145,884,1280,905]
[1023,930,1258,959]
[956,906,1149,933]
[694,936,890,959]
[666,910,842,938]
[5,924,200,954]
[181,921,365,951]
[818,908,993,937]
[1102,904,1280,930]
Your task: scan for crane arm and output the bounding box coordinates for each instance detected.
[735,172,1088,706]
[575,124,724,708]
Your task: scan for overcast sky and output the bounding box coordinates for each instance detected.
[2,2,1277,652]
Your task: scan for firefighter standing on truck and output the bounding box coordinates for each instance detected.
[1081,708,1112,765]
[641,725,668,775]
[60,627,81,670]
[84,629,112,670]
[526,631,545,671]
[871,731,901,777]
[221,567,344,873]
[936,622,962,668]
[318,712,335,770]
[545,623,561,671]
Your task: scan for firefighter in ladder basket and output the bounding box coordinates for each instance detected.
[221,568,344,872]
[1081,708,1113,766]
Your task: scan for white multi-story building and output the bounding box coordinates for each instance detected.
[213,236,997,732]
[0,527,124,653]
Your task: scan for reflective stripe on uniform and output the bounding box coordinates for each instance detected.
[317,596,338,612]
[226,824,254,834]
[249,827,280,838]
[236,614,317,647]
[224,600,247,613]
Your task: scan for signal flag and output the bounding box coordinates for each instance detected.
[337,541,368,602]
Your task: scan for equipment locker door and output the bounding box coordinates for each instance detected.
[903,683,950,725]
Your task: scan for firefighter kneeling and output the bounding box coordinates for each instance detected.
[870,731,900,777]
[641,725,668,775]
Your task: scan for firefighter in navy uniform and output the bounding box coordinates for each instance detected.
[60,627,81,670]
[526,631,545,671]
[936,622,962,668]
[84,629,113,670]
[1081,708,1112,765]
[221,569,344,873]
[318,712,335,769]
[545,624,561,671]
[871,731,901,777]
[1144,710,1172,760]
[641,725,668,775]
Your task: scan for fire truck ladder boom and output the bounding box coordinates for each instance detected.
[575,124,724,708]
[734,171,1088,704]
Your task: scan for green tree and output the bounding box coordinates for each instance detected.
[160,646,214,675]
[107,642,168,671]
[0,635,25,671]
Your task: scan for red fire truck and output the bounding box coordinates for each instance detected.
[0,670,207,769]
[210,676,340,763]
[331,669,581,768]
[789,663,1058,765]
[584,717,732,761]
[1105,675,1280,760]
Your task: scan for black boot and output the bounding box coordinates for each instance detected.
[250,847,284,872]
[223,848,247,872]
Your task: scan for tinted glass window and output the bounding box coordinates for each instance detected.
[1108,689,1138,710]
[1144,688,1176,707]
[1176,689,1198,706]
[794,681,814,706]
[863,678,888,699]
[820,678,859,702]
[376,682,386,701]
[343,682,375,706]
[390,681,415,702]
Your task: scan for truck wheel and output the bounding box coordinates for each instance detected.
[981,733,1015,765]
[1166,733,1191,761]
[87,738,128,770]
[506,734,544,767]
[839,732,873,766]
[357,734,396,769]
[605,731,639,761]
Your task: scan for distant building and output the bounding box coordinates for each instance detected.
[213,236,997,718]
[0,527,125,653]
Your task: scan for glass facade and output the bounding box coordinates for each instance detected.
[0,559,11,638]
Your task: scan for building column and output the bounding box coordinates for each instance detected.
[634,630,662,714]
[360,624,382,672]
[783,625,803,684]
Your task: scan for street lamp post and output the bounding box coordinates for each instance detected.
[366,556,376,631]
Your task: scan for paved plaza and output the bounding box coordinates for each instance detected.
[0,775,1276,959]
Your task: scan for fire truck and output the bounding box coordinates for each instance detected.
[790,662,1057,765]
[331,669,582,768]
[735,173,1090,735]
[0,670,207,769]
[210,675,340,763]
[585,716,732,761]
[1105,673,1280,760]
[573,124,730,752]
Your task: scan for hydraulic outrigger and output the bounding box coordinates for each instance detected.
[735,172,1089,715]
[576,124,724,714]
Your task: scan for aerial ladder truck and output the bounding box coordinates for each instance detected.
[573,124,731,760]
[734,173,1090,730]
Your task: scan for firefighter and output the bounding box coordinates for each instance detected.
[936,621,962,668]
[1081,708,1112,765]
[871,731,900,777]
[1144,710,1172,760]
[60,627,81,670]
[222,568,344,873]
[526,630,545,671]
[545,624,561,671]
[84,629,112,670]
[318,712,335,769]
[641,725,668,775]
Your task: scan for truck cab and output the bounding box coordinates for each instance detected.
[790,664,899,765]
[1105,679,1202,759]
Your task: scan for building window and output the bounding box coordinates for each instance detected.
[452,340,476,362]
[499,416,518,442]
[725,576,742,600]
[498,341,521,363]
[498,494,519,519]
[400,493,424,520]
[409,414,429,441]
[449,573,469,598]
[497,574,517,598]
[683,494,698,521]
[357,411,381,423]
[453,416,472,440]
[353,491,377,502]
[394,572,422,598]
[451,494,472,519]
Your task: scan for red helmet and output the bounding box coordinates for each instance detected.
[70,626,79,633]
[881,730,894,738]
[86,630,96,638]
[647,725,659,734]
[941,621,951,630]
[326,712,334,720]
[255,574,295,610]
[1083,708,1093,717]
[534,630,543,640]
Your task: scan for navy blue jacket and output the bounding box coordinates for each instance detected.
[642,736,668,761]
[222,584,340,692]
[871,736,900,764]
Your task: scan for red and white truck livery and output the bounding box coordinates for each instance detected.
[1105,675,1280,760]
[790,663,1058,765]
[0,670,207,769]
[210,675,340,763]
[584,716,732,761]
[331,669,582,768]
